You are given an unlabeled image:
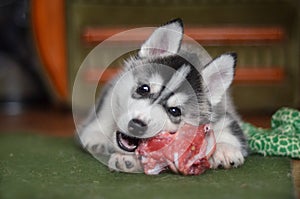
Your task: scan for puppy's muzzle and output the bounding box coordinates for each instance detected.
[128,119,147,136]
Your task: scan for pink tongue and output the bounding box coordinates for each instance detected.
[121,138,136,150]
[136,123,216,175]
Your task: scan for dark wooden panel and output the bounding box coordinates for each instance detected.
[82,27,285,45]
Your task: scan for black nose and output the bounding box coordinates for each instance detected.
[128,119,147,136]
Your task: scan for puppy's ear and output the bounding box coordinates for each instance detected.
[138,18,183,58]
[201,53,237,106]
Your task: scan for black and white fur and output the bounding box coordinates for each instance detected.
[77,19,248,172]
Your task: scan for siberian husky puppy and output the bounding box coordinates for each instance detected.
[77,19,248,173]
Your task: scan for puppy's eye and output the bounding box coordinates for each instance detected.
[136,84,150,96]
[168,107,181,117]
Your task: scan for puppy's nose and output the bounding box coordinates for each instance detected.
[128,119,147,136]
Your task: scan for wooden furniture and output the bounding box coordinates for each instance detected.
[32,0,300,111]
[32,0,68,101]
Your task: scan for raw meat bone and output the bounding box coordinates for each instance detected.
[136,123,216,175]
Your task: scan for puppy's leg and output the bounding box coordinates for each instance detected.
[108,153,143,173]
[210,142,245,169]
[210,117,248,169]
[77,118,115,157]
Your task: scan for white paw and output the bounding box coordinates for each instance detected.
[108,153,143,173]
[209,143,245,169]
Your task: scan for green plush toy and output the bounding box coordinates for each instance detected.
[242,107,300,159]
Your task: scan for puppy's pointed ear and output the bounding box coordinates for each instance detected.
[138,18,183,58]
[201,53,237,106]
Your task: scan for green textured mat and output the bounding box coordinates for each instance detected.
[0,133,295,199]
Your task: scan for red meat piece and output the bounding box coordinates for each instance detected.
[136,123,216,175]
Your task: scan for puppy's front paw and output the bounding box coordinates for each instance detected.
[108,153,143,173]
[209,143,245,169]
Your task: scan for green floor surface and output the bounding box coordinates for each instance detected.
[0,133,295,199]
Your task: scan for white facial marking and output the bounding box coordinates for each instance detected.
[157,64,191,102]
[149,73,163,94]
[167,93,188,108]
[166,64,191,93]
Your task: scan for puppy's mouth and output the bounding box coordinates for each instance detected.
[116,131,141,152]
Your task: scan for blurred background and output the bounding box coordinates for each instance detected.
[0,0,50,114]
[0,0,299,136]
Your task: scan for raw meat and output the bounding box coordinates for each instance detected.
[136,123,216,175]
